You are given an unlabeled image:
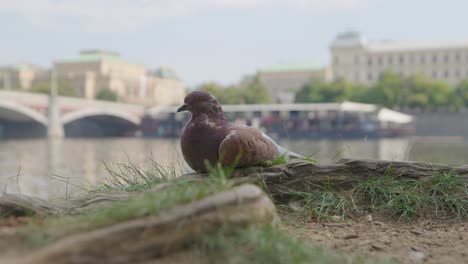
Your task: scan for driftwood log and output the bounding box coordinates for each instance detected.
[229,158,468,200]
[1,158,468,217]
[8,184,278,264]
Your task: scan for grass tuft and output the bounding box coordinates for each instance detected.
[96,158,177,192]
[21,178,230,247]
[427,172,468,218]
[201,224,393,264]
[256,154,288,167]
[356,171,467,220]
[293,183,354,220]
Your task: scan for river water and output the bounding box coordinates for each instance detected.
[1,137,467,199]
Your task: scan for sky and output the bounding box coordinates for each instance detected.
[1,0,467,87]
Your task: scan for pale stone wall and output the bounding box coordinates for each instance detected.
[0,65,48,90]
[258,68,329,104]
[331,32,468,85]
[53,51,185,106]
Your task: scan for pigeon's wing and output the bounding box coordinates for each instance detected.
[218,126,279,167]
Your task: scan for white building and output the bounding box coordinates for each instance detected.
[330,31,468,85]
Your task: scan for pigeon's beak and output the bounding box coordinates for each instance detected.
[177,104,189,112]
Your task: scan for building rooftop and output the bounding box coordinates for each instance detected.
[260,63,322,73]
[56,50,124,64]
[367,40,468,52]
[152,66,181,80]
[330,31,368,48]
[0,64,45,72]
[147,101,413,124]
[331,31,468,52]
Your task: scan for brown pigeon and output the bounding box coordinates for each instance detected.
[177,91,301,172]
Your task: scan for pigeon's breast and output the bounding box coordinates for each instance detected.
[180,120,229,172]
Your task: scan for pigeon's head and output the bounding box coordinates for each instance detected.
[177,91,223,116]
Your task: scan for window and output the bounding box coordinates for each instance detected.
[444,70,449,78]
[455,53,460,62]
[399,55,404,64]
[444,54,449,63]
[354,72,360,82]
[334,56,339,65]
[388,56,393,65]
[367,56,372,66]
[368,73,373,81]
[354,55,359,65]
[432,71,437,79]
[455,70,460,78]
[378,56,383,66]
[432,55,437,63]
[420,55,425,64]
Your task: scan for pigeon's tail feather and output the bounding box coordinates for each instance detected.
[261,132,304,160]
[276,144,304,159]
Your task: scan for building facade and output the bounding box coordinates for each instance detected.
[257,64,329,104]
[0,64,48,90]
[330,31,468,85]
[54,50,185,106]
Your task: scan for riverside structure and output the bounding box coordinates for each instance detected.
[330,31,468,85]
[142,102,414,139]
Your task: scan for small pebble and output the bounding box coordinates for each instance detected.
[343,234,359,240]
[408,250,426,262]
[331,215,342,222]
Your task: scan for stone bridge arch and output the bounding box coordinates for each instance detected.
[61,108,140,137]
[0,100,48,138]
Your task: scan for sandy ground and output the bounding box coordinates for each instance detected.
[1,215,466,263]
[285,215,468,264]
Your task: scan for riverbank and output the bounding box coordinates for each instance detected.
[0,159,466,263]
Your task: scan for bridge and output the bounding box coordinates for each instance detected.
[0,91,145,138]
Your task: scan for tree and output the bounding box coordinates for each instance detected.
[295,79,357,103]
[367,71,405,108]
[295,80,328,103]
[198,77,273,105]
[96,89,118,102]
[243,76,272,104]
[30,81,78,97]
[453,80,468,109]
[198,82,243,104]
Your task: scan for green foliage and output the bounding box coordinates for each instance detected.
[96,88,118,101]
[295,79,360,103]
[30,81,79,97]
[204,160,235,186]
[453,80,468,109]
[198,75,272,104]
[97,158,178,192]
[293,183,353,220]
[428,172,468,217]
[256,154,288,167]
[367,71,406,107]
[201,225,384,264]
[243,76,273,104]
[22,178,231,246]
[356,170,468,220]
[296,71,468,110]
[198,82,244,104]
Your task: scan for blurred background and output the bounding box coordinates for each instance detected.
[1,0,468,199]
